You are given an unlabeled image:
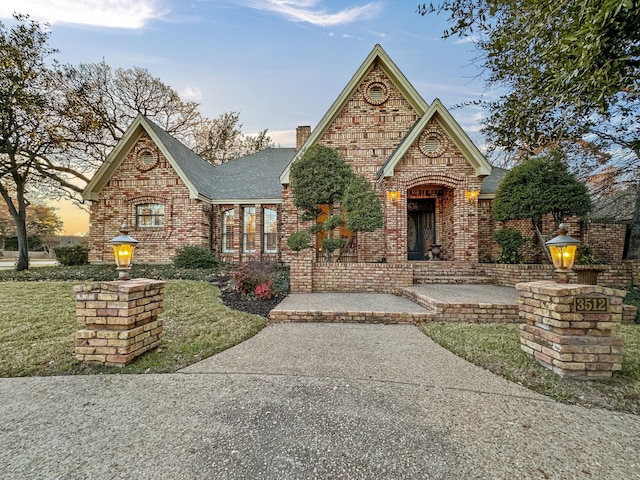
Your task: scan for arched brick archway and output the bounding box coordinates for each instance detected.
[384,173,481,262]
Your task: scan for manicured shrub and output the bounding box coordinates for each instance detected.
[0,263,225,282]
[493,228,525,264]
[232,261,289,299]
[172,245,219,269]
[53,244,89,266]
[286,230,311,251]
[576,244,604,265]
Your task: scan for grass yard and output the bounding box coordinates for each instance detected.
[0,280,265,377]
[421,322,640,415]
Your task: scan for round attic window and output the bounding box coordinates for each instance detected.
[419,131,446,157]
[136,150,158,171]
[364,81,389,105]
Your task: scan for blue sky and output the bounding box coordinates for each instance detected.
[1,0,487,148]
[1,1,488,234]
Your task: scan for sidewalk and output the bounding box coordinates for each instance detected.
[1,322,638,479]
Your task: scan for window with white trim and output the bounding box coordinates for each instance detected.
[263,208,277,253]
[222,209,234,253]
[243,207,256,253]
[136,203,165,228]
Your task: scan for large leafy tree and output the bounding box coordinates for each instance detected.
[192,111,274,165]
[419,0,640,255]
[493,153,592,261]
[1,14,272,270]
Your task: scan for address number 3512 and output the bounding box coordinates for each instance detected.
[574,297,609,312]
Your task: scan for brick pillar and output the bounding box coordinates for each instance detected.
[517,281,625,378]
[74,279,165,367]
[290,250,314,293]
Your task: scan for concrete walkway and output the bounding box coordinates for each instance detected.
[1,322,638,479]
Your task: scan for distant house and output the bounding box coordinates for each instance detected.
[87,44,608,266]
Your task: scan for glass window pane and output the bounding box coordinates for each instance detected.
[243,207,256,253]
[222,209,234,253]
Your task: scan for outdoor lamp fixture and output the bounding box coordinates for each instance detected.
[465,187,479,203]
[386,190,400,204]
[108,223,139,280]
[546,223,580,283]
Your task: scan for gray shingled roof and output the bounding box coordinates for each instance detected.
[208,148,296,201]
[480,166,508,195]
[143,118,216,198]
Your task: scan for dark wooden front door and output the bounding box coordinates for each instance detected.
[407,200,435,261]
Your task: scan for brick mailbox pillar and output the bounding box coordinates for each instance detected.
[74,279,165,367]
[517,281,626,379]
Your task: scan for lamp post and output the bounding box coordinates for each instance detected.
[545,223,580,283]
[108,223,139,280]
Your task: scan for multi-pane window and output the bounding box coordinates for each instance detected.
[243,207,256,253]
[136,203,164,228]
[222,209,234,253]
[263,208,277,253]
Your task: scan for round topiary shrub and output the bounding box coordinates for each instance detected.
[172,245,219,269]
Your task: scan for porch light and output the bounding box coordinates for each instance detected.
[108,223,139,280]
[546,223,580,283]
[465,187,479,203]
[386,190,400,204]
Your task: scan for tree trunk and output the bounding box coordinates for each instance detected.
[14,213,29,271]
[625,178,640,259]
[532,217,553,263]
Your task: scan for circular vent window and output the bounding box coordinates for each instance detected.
[419,132,446,157]
[136,150,158,170]
[364,81,389,105]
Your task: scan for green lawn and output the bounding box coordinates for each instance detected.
[421,322,640,415]
[0,280,265,376]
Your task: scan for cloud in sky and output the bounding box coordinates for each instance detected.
[247,0,382,27]
[0,0,167,29]
[180,85,203,100]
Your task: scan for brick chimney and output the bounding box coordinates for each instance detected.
[296,126,311,150]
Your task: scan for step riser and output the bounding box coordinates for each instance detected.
[414,277,493,285]
[269,311,435,325]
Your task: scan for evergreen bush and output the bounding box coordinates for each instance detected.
[53,244,89,266]
[172,245,219,269]
[493,228,525,264]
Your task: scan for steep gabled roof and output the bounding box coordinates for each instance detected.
[208,148,296,203]
[377,98,492,179]
[280,44,429,184]
[82,114,216,201]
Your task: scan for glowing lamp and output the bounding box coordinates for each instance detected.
[386,190,400,204]
[545,223,580,283]
[465,187,479,203]
[108,223,139,280]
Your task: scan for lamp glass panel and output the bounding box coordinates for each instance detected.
[113,244,135,268]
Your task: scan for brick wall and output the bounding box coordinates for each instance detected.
[311,262,413,292]
[88,133,211,264]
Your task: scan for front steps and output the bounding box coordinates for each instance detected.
[412,261,494,285]
[394,285,521,323]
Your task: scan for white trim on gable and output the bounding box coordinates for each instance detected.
[377,98,492,179]
[280,44,430,185]
[82,114,204,201]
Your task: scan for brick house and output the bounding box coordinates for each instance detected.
[85,44,616,268]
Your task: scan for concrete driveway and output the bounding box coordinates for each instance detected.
[1,323,638,479]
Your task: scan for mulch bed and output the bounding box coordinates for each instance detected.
[214,275,284,318]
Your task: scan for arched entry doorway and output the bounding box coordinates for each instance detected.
[407,199,435,260]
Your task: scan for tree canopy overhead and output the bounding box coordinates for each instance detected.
[419,0,640,256]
